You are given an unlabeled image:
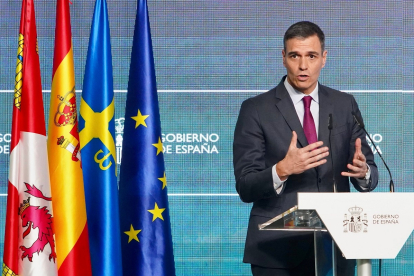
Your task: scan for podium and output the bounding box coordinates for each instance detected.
[259,193,414,276]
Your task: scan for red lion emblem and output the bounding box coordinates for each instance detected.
[19,183,56,262]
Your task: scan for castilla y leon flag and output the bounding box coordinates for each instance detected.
[79,0,123,275]
[2,0,58,275]
[47,0,92,275]
[118,0,175,275]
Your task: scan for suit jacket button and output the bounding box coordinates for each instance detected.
[318,178,322,183]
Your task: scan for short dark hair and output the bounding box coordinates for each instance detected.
[283,21,325,52]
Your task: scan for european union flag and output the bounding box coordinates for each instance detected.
[118,0,175,275]
[79,0,123,275]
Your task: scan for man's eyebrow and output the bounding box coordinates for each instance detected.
[287,51,298,56]
[287,51,320,56]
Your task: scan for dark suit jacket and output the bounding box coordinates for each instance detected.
[233,77,378,269]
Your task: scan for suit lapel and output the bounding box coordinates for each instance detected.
[317,85,334,177]
[317,85,333,153]
[274,81,308,148]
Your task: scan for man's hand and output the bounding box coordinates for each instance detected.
[341,138,368,179]
[276,131,329,181]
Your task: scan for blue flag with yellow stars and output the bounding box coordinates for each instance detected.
[79,0,123,275]
[118,0,175,275]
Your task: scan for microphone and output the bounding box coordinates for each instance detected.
[328,114,337,192]
[351,111,394,192]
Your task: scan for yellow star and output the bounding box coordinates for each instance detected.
[158,172,167,190]
[131,109,149,128]
[152,137,163,156]
[79,97,117,171]
[124,224,141,243]
[147,202,165,222]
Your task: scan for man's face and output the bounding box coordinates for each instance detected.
[282,35,327,95]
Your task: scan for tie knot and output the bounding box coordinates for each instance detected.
[302,96,312,109]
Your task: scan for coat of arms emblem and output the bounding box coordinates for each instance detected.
[343,206,368,233]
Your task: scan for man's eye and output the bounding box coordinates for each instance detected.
[309,55,315,59]
[290,54,297,58]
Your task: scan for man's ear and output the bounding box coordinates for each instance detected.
[322,50,327,68]
[282,49,286,67]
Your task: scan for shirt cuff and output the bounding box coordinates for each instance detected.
[272,164,287,194]
[365,163,371,182]
[356,163,372,190]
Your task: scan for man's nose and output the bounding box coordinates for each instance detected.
[299,57,308,70]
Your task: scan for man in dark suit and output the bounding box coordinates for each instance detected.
[233,21,378,276]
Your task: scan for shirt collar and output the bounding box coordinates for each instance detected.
[284,77,319,105]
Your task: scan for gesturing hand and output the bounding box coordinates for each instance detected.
[341,138,368,179]
[276,131,329,181]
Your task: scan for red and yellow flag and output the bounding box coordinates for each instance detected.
[3,0,58,275]
[47,0,92,275]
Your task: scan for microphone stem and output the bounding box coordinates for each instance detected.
[356,121,394,193]
[329,129,337,193]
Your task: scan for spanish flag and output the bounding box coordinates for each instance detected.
[2,0,57,275]
[47,0,92,275]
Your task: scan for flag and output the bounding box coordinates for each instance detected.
[118,0,175,275]
[2,0,57,275]
[47,0,92,275]
[79,0,123,275]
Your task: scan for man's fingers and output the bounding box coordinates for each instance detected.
[305,158,327,170]
[341,162,367,178]
[346,163,363,173]
[341,170,365,178]
[341,171,362,178]
[298,145,329,169]
[352,158,366,168]
[307,151,329,165]
[303,140,324,152]
[307,146,329,158]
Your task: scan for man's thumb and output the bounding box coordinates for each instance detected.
[290,131,297,147]
[355,138,362,153]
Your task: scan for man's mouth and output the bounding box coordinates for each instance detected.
[297,75,309,81]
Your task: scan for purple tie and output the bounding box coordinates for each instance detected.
[302,96,317,145]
